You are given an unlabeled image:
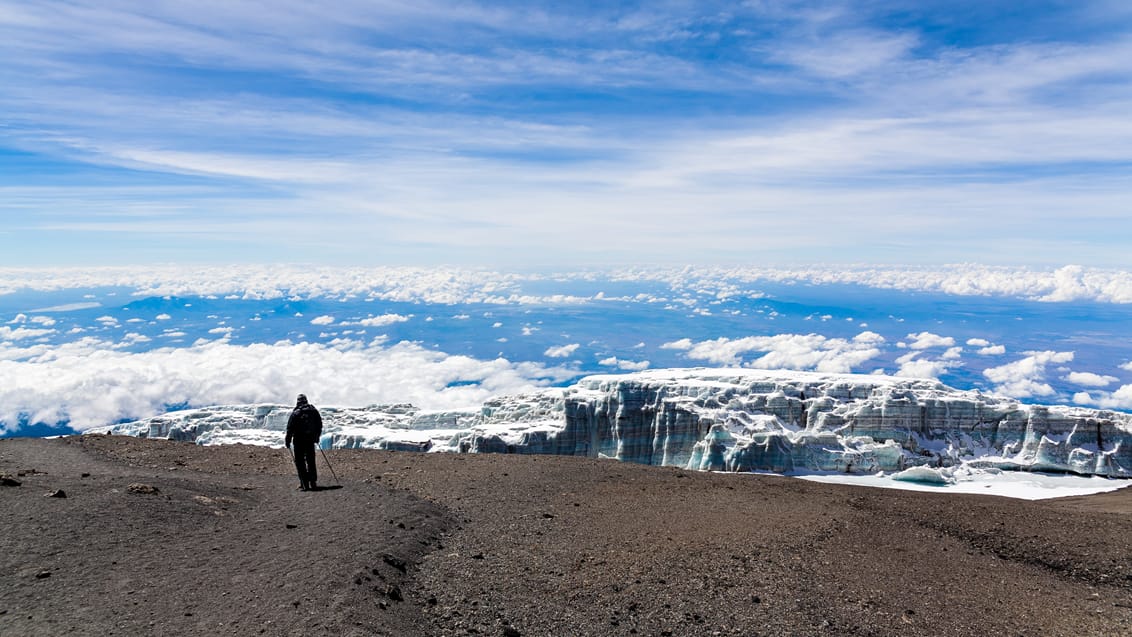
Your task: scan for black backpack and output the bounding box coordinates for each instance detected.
[293,405,320,437]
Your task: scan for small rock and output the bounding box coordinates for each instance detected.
[285,524,298,529]
[127,483,159,495]
[382,554,407,573]
[81,473,91,478]
[45,489,66,498]
[471,553,485,560]
[502,626,521,637]
[1,475,21,487]
[34,571,51,579]
[540,512,555,519]
[385,585,403,601]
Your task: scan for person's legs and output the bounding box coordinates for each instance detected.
[293,450,309,490]
[298,442,318,489]
[304,443,318,488]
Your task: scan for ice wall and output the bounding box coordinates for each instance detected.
[98,369,1132,478]
[457,369,1132,477]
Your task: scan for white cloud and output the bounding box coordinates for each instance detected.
[1120,361,1132,372]
[895,359,952,379]
[853,331,886,345]
[982,351,1074,398]
[0,338,576,433]
[941,346,963,360]
[5,265,1132,306]
[597,357,650,371]
[894,351,918,365]
[660,338,693,350]
[1064,371,1119,388]
[544,343,580,358]
[310,315,335,325]
[352,314,410,327]
[906,332,956,350]
[0,326,57,341]
[966,338,990,347]
[893,351,959,379]
[155,313,172,320]
[29,302,101,312]
[631,266,1132,305]
[977,345,1006,356]
[1072,384,1132,410]
[677,332,884,373]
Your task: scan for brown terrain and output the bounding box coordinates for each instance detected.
[2,434,1132,637]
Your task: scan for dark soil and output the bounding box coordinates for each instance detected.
[3,435,1131,637]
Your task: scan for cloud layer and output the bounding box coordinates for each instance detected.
[4,265,1132,434]
[0,337,575,433]
[6,263,1132,304]
[663,332,885,374]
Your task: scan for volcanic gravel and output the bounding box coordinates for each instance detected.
[2,435,1131,637]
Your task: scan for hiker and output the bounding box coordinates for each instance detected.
[285,394,323,491]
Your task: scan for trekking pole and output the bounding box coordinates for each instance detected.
[285,445,301,487]
[318,445,340,486]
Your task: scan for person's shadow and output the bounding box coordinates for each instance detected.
[309,485,343,491]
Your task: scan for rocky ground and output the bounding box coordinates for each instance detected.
[2,435,1131,637]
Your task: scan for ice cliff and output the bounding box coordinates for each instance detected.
[100,368,1132,478]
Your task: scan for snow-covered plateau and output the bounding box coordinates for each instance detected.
[99,369,1132,494]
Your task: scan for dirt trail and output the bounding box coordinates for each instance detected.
[1,436,449,637]
[3,435,1132,637]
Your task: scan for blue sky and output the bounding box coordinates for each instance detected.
[2,1,1131,267]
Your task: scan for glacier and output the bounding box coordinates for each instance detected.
[98,368,1132,482]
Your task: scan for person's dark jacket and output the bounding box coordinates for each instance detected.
[285,403,323,447]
